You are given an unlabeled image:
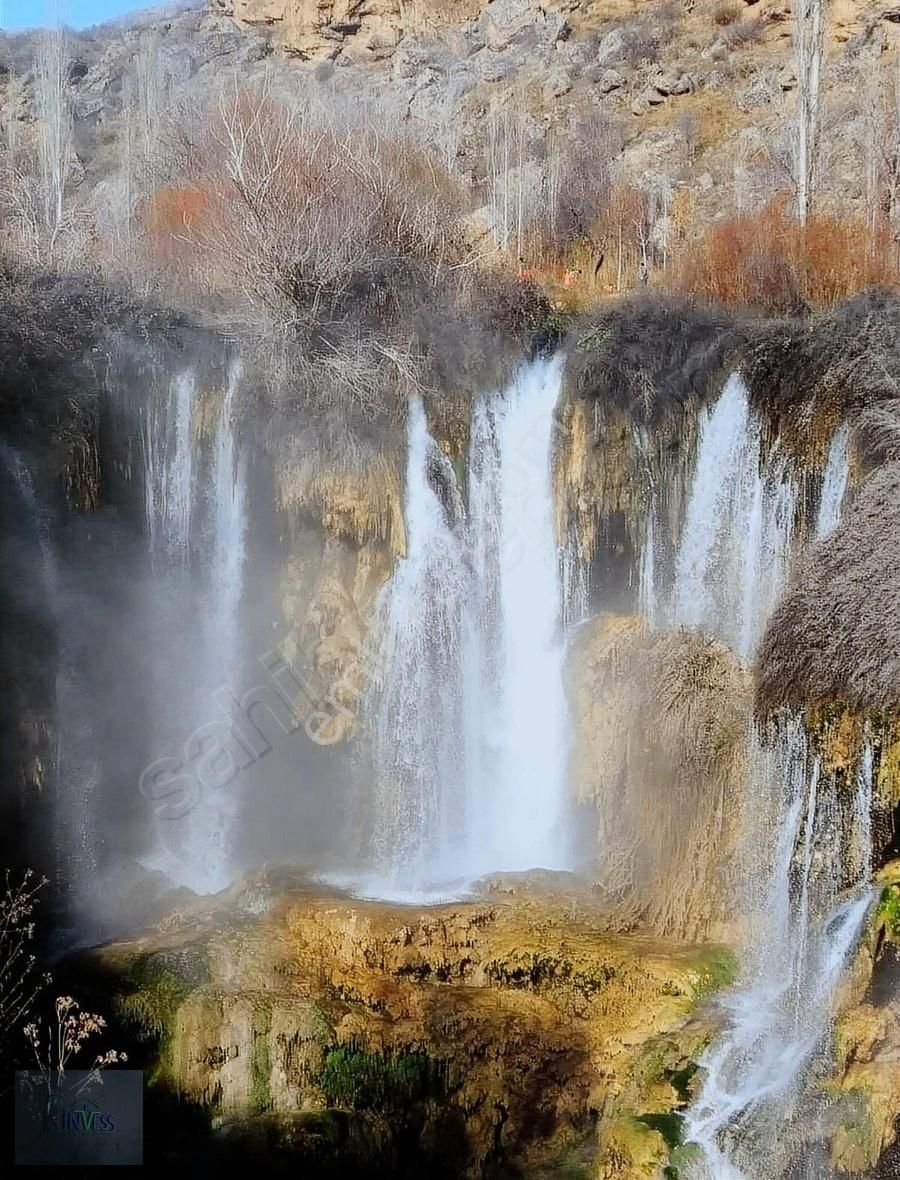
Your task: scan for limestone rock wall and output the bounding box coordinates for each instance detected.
[217,0,485,59]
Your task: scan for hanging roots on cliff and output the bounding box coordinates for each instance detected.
[558,296,743,570]
[744,290,900,463]
[569,614,751,940]
[757,458,900,716]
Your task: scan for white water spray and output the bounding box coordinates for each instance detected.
[684,719,874,1178]
[143,363,247,894]
[671,373,797,660]
[366,358,572,896]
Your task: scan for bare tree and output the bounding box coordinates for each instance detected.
[3,28,82,264]
[791,0,828,222]
[862,47,900,241]
[36,28,74,254]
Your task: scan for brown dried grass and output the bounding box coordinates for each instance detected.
[665,200,899,314]
[756,458,900,714]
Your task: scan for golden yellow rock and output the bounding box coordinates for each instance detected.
[86,872,736,1176]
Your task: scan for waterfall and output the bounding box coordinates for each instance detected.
[145,368,195,563]
[182,360,247,893]
[142,362,247,894]
[671,373,797,661]
[638,496,658,628]
[490,357,570,872]
[663,381,873,1176]
[815,422,851,539]
[684,719,874,1179]
[366,358,572,896]
[368,398,471,896]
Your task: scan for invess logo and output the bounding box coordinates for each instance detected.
[47,1096,116,1135]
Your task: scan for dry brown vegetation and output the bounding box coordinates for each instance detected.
[570,614,751,940]
[141,83,553,423]
[663,200,899,314]
[756,456,900,715]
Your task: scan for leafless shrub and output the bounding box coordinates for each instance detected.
[712,0,741,26]
[540,114,622,257]
[618,3,682,65]
[148,77,470,342]
[719,15,768,49]
[24,995,127,1097]
[0,871,49,1056]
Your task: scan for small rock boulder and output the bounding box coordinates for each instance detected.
[543,69,573,101]
[597,27,628,66]
[652,69,693,96]
[597,67,626,95]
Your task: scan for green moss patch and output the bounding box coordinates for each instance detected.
[876,885,900,941]
[688,947,738,1001]
[116,953,202,1041]
[317,1045,447,1112]
[636,1111,684,1150]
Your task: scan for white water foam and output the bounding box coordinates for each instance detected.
[364,357,572,897]
[671,373,797,661]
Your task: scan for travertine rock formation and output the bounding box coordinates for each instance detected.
[80,871,735,1176]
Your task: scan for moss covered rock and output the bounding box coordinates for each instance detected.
[77,871,735,1176]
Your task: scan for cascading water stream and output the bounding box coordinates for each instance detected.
[487,355,570,873]
[184,359,247,892]
[815,422,851,540]
[365,357,572,897]
[670,373,797,661]
[667,396,872,1177]
[368,397,471,898]
[683,720,874,1179]
[142,362,247,894]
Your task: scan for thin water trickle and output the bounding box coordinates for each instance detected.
[638,496,658,628]
[145,369,195,563]
[816,423,851,540]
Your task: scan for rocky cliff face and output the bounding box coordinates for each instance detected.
[6,0,898,260]
[208,0,896,229]
[219,0,882,63]
[217,0,485,61]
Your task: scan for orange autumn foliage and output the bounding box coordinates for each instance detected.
[665,199,899,312]
[142,187,216,257]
